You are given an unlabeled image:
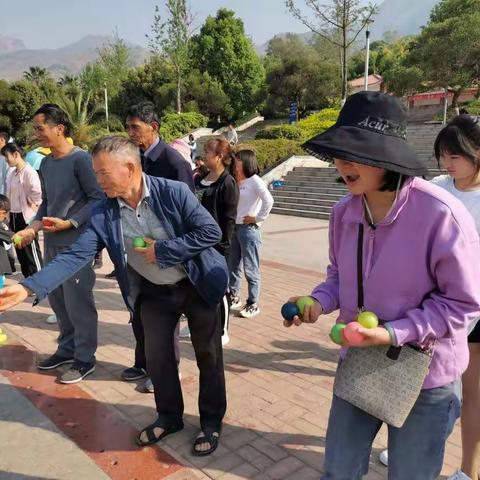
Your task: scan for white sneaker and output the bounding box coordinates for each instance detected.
[222,332,230,346]
[239,303,260,318]
[228,293,242,310]
[379,449,388,467]
[179,325,191,339]
[46,315,57,324]
[447,471,471,480]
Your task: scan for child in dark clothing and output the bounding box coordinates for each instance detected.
[0,195,14,287]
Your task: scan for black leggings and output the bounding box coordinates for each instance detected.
[10,212,43,278]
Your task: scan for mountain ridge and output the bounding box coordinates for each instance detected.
[0,35,148,80]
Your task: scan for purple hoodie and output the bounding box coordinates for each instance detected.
[312,177,480,389]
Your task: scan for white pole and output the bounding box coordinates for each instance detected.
[364,28,371,91]
[104,83,109,132]
[443,88,448,125]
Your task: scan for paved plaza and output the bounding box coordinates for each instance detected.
[0,214,462,479]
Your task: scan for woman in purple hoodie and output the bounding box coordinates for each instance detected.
[285,92,480,480]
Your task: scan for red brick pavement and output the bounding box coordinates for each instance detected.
[0,258,462,479]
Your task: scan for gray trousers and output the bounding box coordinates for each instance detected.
[45,244,98,364]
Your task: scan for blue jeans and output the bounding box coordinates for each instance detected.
[322,382,461,480]
[229,224,261,304]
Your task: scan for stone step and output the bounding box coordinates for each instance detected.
[273,201,333,213]
[271,206,330,220]
[272,195,340,207]
[286,172,339,180]
[289,168,338,176]
[282,179,348,189]
[274,185,348,194]
[271,190,345,200]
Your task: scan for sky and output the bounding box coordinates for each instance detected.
[1,0,316,50]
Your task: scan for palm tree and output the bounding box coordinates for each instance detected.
[23,66,50,85]
[58,74,79,87]
[58,75,81,98]
[54,87,104,145]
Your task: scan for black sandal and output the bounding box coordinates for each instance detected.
[136,420,183,446]
[192,430,220,456]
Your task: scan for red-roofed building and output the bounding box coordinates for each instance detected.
[348,74,385,95]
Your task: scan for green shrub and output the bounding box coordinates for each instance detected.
[159,112,208,143]
[95,115,125,132]
[244,139,305,172]
[466,98,480,115]
[433,98,480,122]
[298,108,339,139]
[255,124,304,141]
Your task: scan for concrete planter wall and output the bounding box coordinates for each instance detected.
[212,116,265,135]
[180,127,213,142]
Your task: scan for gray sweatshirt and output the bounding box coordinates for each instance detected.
[34,147,104,247]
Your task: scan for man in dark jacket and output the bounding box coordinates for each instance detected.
[0,136,228,456]
[122,101,194,391]
[126,101,194,190]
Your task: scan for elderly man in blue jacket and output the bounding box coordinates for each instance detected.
[0,136,228,456]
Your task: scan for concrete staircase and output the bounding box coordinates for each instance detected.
[270,167,347,219]
[406,123,444,167]
[270,124,446,219]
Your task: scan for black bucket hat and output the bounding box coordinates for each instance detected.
[303,91,429,176]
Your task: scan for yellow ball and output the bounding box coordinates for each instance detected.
[0,333,7,344]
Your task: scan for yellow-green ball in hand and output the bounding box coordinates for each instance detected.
[0,333,7,344]
[13,235,22,247]
[296,296,315,316]
[357,311,379,329]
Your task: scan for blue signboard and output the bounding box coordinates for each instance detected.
[289,102,298,124]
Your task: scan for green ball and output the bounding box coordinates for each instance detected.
[330,323,346,345]
[133,237,147,248]
[296,296,315,315]
[13,235,22,247]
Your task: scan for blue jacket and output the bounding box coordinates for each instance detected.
[22,176,229,311]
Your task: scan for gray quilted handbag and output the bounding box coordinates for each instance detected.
[333,223,433,428]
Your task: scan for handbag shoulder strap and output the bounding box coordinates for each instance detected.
[357,223,364,311]
[356,221,402,360]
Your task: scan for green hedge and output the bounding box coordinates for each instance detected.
[245,139,305,172]
[255,124,304,141]
[255,108,339,142]
[297,108,339,139]
[159,112,208,143]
